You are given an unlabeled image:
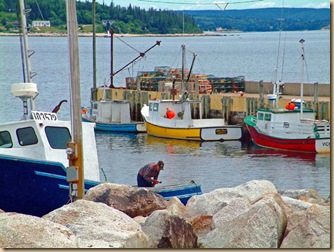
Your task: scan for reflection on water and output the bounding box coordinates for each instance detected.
[95,132,330,197]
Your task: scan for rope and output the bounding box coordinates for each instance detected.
[35,0,44,20]
[114,35,141,54]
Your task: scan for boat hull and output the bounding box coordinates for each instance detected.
[145,120,242,141]
[0,155,99,217]
[151,182,202,205]
[245,123,330,154]
[95,122,146,133]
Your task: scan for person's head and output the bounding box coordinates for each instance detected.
[158,160,164,170]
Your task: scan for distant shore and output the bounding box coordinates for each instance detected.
[0,31,240,38]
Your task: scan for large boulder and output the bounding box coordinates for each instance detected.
[141,209,197,248]
[200,193,287,248]
[43,200,148,248]
[0,213,77,248]
[83,183,167,217]
[212,197,252,229]
[279,189,328,205]
[280,204,330,248]
[186,180,277,217]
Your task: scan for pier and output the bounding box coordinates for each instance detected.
[92,80,330,125]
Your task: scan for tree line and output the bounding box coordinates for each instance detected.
[183,8,330,32]
[0,1,329,34]
[0,0,202,34]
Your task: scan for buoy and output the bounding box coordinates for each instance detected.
[166,109,175,119]
[285,103,296,110]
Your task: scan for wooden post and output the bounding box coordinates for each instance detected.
[259,80,264,109]
[314,82,318,119]
[66,0,84,199]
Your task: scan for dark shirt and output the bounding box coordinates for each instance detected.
[138,162,160,182]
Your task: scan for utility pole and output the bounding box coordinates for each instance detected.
[66,0,84,200]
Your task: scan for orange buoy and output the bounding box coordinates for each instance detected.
[166,109,175,119]
[285,103,296,110]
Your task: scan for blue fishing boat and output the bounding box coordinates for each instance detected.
[0,0,101,217]
[82,98,146,133]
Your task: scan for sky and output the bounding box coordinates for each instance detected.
[95,0,330,11]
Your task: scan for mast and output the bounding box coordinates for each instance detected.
[66,0,84,199]
[109,29,114,88]
[272,0,285,109]
[299,39,305,119]
[19,0,36,112]
[181,44,185,95]
[92,0,97,90]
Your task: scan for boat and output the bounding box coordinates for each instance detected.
[141,45,243,142]
[244,39,330,154]
[0,0,102,217]
[81,96,146,133]
[151,181,202,205]
[82,28,160,133]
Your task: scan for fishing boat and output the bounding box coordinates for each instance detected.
[81,28,161,133]
[141,98,242,141]
[0,0,101,217]
[244,39,330,154]
[81,96,146,133]
[141,45,243,142]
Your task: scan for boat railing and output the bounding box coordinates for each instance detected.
[314,123,330,137]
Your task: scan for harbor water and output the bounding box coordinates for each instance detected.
[0,30,330,197]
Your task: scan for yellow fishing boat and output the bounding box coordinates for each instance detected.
[141,97,242,141]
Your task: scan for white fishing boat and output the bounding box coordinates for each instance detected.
[0,0,100,217]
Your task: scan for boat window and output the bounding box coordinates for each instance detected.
[153,103,159,111]
[0,131,12,148]
[149,103,153,111]
[45,126,71,149]
[258,113,264,120]
[265,113,271,121]
[17,127,38,146]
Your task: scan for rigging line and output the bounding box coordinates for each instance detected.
[274,0,284,84]
[196,56,206,75]
[170,47,183,69]
[114,35,141,54]
[279,0,287,82]
[34,0,44,20]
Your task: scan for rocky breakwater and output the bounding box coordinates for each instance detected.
[0,180,330,248]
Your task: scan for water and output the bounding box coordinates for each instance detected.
[0,30,330,197]
[96,132,330,197]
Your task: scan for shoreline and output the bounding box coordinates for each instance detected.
[0,29,327,38]
[0,32,227,38]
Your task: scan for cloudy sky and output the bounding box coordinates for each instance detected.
[95,0,330,10]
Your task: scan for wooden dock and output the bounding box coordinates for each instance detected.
[92,81,330,124]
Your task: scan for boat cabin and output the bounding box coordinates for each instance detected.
[0,112,99,181]
[89,100,131,124]
[148,99,194,122]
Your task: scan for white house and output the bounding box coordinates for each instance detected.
[32,20,51,27]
